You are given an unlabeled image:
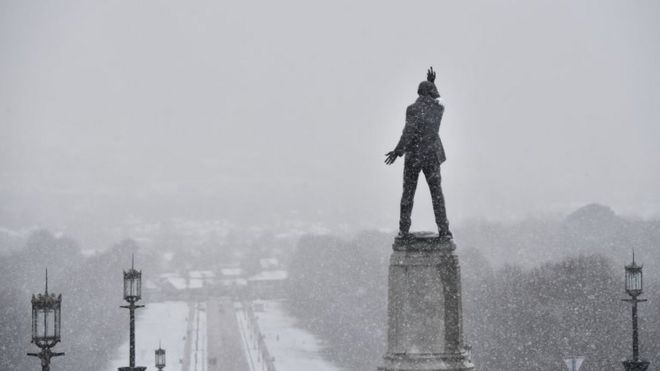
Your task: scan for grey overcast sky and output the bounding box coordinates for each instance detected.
[1,0,659,236]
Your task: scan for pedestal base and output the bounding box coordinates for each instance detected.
[379,232,474,371]
[118,367,147,371]
[378,352,474,371]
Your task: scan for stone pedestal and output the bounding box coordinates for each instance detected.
[378,232,474,371]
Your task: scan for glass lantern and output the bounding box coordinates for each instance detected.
[123,256,142,303]
[625,258,643,297]
[155,346,166,369]
[31,291,62,348]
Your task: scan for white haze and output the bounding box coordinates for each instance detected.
[1,0,660,246]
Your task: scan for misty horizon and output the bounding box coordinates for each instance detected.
[2,1,660,244]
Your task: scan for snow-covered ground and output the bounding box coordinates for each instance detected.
[236,300,342,371]
[105,301,192,371]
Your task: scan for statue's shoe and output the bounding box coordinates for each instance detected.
[397,230,412,239]
[438,229,453,240]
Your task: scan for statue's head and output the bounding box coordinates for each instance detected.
[418,66,440,98]
[418,81,440,99]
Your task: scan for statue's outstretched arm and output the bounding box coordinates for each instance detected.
[385,107,415,165]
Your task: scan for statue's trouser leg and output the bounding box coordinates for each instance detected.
[400,157,421,233]
[423,161,449,233]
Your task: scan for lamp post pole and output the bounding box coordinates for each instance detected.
[622,253,650,371]
[632,298,640,361]
[121,300,144,367]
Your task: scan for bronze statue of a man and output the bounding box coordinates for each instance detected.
[385,67,452,239]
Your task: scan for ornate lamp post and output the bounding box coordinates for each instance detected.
[622,253,650,371]
[27,270,64,371]
[119,255,146,371]
[155,343,166,370]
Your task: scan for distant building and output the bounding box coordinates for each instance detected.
[248,270,288,299]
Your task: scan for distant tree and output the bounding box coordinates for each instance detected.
[463,255,627,370]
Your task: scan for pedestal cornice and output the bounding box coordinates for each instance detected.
[393,232,456,252]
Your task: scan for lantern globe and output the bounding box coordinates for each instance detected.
[31,292,62,348]
[155,347,166,368]
[123,268,142,302]
[625,260,643,297]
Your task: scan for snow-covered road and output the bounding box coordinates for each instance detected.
[185,302,208,371]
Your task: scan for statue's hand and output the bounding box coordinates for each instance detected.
[427,67,436,83]
[385,151,399,165]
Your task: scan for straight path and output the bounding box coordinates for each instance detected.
[182,303,194,371]
[207,298,250,371]
[182,302,208,371]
